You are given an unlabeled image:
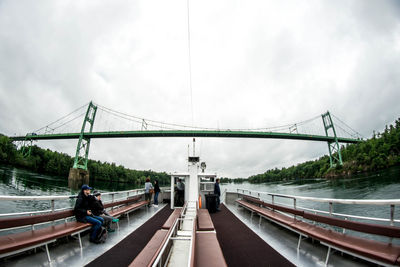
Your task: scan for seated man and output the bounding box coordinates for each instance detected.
[74,184,104,243]
[91,191,119,232]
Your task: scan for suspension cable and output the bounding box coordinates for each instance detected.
[331,114,364,139]
[33,102,89,133]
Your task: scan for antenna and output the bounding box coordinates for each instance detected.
[193,138,195,156]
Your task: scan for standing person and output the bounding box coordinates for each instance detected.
[144,177,153,207]
[214,178,221,211]
[176,178,185,206]
[90,191,119,232]
[153,180,161,207]
[74,184,104,243]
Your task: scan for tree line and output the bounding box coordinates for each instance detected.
[0,136,170,186]
[224,117,400,183]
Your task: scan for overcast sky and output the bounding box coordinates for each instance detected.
[1,0,399,178]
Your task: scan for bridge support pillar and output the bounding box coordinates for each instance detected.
[72,101,97,171]
[322,111,343,168]
[68,168,89,190]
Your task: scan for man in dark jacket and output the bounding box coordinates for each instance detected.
[74,184,104,243]
[214,178,221,211]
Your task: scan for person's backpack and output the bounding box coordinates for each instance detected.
[95,226,108,243]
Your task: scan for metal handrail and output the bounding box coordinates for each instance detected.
[234,189,400,225]
[151,213,182,267]
[0,186,171,201]
[235,189,400,205]
[271,200,400,223]
[0,188,146,201]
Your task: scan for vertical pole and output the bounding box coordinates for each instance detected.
[272,195,275,211]
[21,139,33,158]
[390,205,395,226]
[73,101,97,170]
[78,233,83,250]
[45,244,51,262]
[171,176,175,209]
[322,111,343,168]
[111,193,115,211]
[325,246,331,266]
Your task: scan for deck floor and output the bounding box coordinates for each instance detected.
[86,205,172,267]
[211,204,295,267]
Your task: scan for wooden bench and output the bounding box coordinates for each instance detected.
[129,229,169,267]
[236,197,400,266]
[109,200,149,225]
[0,195,145,261]
[197,209,215,231]
[131,207,226,267]
[130,208,181,267]
[194,232,227,267]
[193,209,226,267]
[161,208,181,230]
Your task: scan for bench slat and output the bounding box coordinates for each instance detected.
[0,210,74,230]
[0,222,90,255]
[161,208,181,230]
[197,209,214,231]
[195,232,227,267]
[292,221,400,265]
[129,230,168,267]
[109,200,148,217]
[303,212,400,238]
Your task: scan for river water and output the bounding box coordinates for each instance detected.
[1,164,399,225]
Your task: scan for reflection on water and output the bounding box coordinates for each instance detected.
[1,164,399,218]
[0,165,143,213]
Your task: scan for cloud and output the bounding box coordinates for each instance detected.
[1,0,399,178]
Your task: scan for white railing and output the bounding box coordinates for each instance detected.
[0,187,173,218]
[234,189,400,225]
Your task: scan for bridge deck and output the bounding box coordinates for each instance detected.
[11,130,361,143]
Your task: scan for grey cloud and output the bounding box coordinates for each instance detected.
[1,0,400,178]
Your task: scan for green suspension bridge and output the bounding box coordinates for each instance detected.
[9,101,363,172]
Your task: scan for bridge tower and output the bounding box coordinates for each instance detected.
[68,101,97,188]
[322,111,343,168]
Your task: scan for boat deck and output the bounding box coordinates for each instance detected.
[211,204,294,267]
[87,203,297,266]
[1,201,378,266]
[226,202,374,267]
[0,204,168,267]
[86,205,172,266]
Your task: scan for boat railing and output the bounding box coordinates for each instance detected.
[234,189,400,225]
[221,188,227,203]
[0,186,171,217]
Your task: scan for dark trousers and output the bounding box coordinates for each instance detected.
[145,193,151,206]
[85,215,104,241]
[154,191,159,205]
[216,195,220,210]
